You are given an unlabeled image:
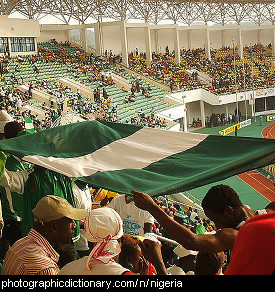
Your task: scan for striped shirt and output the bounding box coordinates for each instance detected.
[2,228,60,275]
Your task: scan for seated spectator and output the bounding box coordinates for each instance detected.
[173,244,197,275]
[119,234,153,275]
[194,251,226,275]
[58,207,167,275]
[1,195,87,275]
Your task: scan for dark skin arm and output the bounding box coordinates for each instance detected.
[124,239,167,275]
[139,239,168,275]
[131,190,238,253]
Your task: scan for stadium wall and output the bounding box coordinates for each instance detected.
[0,15,40,56]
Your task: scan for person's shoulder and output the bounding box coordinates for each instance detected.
[58,256,87,275]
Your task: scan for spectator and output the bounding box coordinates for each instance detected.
[194,251,226,275]
[173,244,197,275]
[58,207,131,275]
[119,234,152,275]
[1,195,87,275]
[131,185,275,255]
[0,110,13,140]
[0,121,28,260]
[107,194,155,236]
[225,212,275,275]
[0,162,82,241]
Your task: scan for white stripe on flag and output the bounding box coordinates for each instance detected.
[25,122,33,130]
[22,127,208,178]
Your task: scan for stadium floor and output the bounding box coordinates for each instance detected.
[187,115,275,209]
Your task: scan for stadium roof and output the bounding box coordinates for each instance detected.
[2,0,275,26]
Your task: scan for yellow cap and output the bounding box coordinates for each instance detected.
[32,195,87,223]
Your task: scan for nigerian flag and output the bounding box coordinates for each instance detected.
[0,120,274,197]
[24,117,35,134]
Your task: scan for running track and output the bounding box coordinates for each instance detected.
[237,122,275,202]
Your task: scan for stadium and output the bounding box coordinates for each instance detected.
[0,0,274,275]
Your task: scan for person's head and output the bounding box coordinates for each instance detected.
[194,251,226,275]
[175,254,196,273]
[0,110,13,140]
[84,207,123,270]
[4,121,23,139]
[32,195,87,247]
[119,234,142,273]
[201,184,243,229]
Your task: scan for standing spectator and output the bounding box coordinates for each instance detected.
[259,115,263,126]
[1,195,87,275]
[131,185,275,255]
[225,212,275,275]
[0,121,29,260]
[28,84,33,98]
[108,194,155,236]
[0,163,82,242]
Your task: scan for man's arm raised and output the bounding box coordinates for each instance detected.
[131,190,237,253]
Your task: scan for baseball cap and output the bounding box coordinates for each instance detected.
[32,195,87,224]
[173,244,198,258]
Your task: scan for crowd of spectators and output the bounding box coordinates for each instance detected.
[129,51,202,92]
[128,43,275,95]
[0,41,274,276]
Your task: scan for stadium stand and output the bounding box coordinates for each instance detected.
[0,1,274,276]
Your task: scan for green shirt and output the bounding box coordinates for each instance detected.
[22,169,80,242]
[0,155,27,221]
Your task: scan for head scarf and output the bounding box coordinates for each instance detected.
[84,207,123,270]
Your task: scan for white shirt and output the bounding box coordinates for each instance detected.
[72,182,92,251]
[58,256,129,275]
[108,195,155,236]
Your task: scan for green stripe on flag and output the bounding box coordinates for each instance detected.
[0,120,142,159]
[75,134,275,196]
[0,120,274,197]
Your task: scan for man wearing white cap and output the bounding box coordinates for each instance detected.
[2,195,87,275]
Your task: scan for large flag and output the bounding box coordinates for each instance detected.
[0,120,274,197]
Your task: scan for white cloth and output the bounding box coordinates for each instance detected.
[167,265,186,275]
[72,182,92,251]
[84,207,123,270]
[108,194,155,236]
[58,256,129,275]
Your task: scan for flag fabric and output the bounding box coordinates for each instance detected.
[24,117,35,134]
[0,120,274,197]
